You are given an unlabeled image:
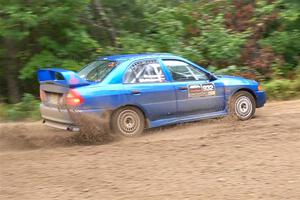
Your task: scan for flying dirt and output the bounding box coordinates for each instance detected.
[0,100,300,200]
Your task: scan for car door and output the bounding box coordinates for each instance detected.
[161,59,226,116]
[123,59,177,121]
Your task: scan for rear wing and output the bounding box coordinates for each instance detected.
[37,68,90,88]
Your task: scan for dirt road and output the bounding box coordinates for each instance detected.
[1,100,300,200]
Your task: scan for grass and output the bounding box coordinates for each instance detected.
[0,93,40,122]
[262,77,300,100]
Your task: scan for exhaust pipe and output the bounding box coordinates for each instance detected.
[43,119,80,132]
[67,126,80,132]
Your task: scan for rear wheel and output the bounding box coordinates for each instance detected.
[111,106,145,137]
[230,91,256,120]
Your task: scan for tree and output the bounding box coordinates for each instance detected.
[0,0,99,103]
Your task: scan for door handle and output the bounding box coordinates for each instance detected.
[131,90,141,95]
[178,86,188,91]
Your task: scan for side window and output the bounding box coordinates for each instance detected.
[124,60,166,83]
[162,60,208,82]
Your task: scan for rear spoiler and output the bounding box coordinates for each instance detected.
[37,68,90,88]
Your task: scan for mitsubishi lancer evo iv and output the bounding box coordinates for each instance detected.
[38,53,266,137]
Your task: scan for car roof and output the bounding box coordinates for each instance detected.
[96,53,180,62]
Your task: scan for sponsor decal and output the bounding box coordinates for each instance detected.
[107,61,117,68]
[188,83,216,98]
[69,74,79,84]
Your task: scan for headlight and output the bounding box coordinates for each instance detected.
[258,84,263,91]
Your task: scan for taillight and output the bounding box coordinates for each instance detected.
[65,89,84,106]
[40,89,46,101]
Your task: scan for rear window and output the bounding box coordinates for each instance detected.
[78,60,118,82]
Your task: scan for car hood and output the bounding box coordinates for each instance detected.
[216,75,258,86]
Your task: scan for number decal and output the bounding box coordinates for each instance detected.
[188,83,216,98]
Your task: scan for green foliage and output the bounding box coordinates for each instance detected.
[0,94,40,121]
[117,33,158,54]
[191,16,248,66]
[260,30,300,69]
[261,30,300,54]
[20,51,85,79]
[0,0,100,81]
[20,51,59,79]
[0,104,9,121]
[263,79,300,100]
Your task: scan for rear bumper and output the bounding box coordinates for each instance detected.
[40,104,73,124]
[255,91,266,108]
[40,104,105,131]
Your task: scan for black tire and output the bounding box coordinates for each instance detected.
[111,106,145,137]
[229,91,256,120]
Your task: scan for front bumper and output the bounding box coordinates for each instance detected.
[40,104,105,131]
[255,91,266,108]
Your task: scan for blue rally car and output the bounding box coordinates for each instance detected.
[38,53,266,136]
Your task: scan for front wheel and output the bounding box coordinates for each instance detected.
[111,106,145,137]
[229,91,256,120]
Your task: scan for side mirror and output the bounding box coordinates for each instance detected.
[207,73,217,81]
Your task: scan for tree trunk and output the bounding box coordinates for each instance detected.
[4,38,21,103]
[91,0,117,46]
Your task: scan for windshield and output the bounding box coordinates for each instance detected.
[77,60,118,82]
